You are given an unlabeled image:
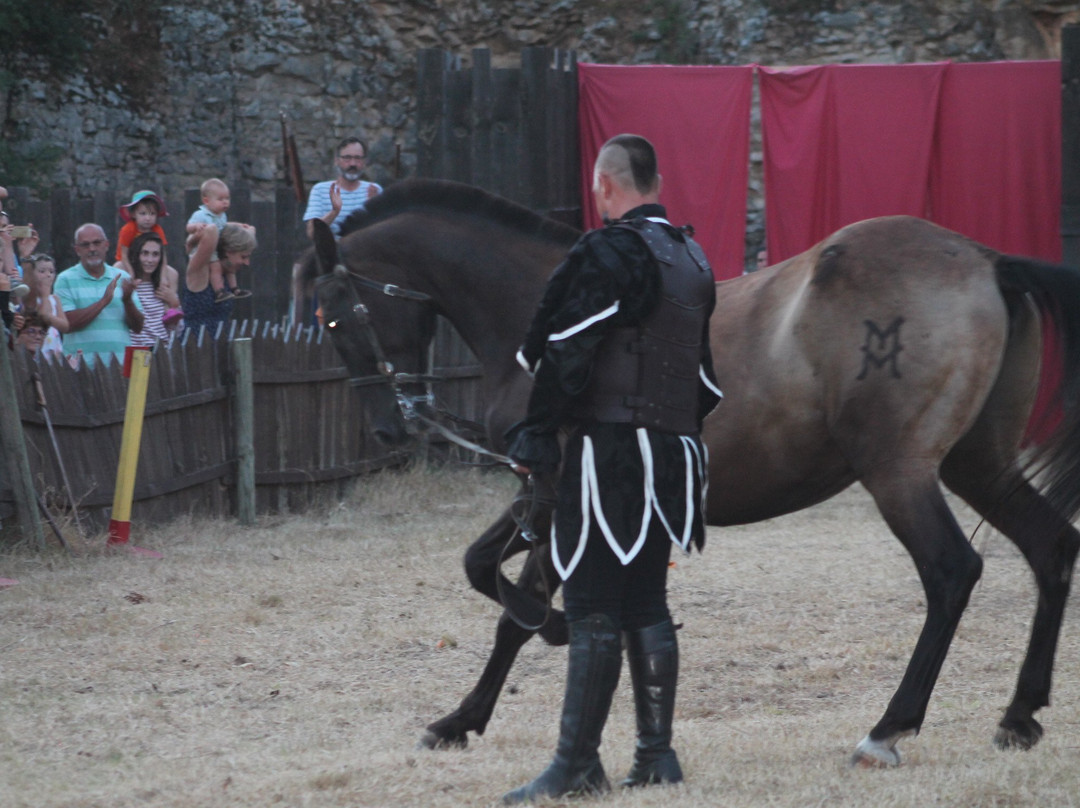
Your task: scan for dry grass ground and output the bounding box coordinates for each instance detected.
[1,464,1079,808]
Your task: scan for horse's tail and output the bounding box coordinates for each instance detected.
[997,255,1080,519]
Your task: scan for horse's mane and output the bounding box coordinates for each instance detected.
[336,177,582,244]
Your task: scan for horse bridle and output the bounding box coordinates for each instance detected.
[316,264,513,464]
[316,263,555,630]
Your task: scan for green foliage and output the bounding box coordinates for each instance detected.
[634,0,699,65]
[90,0,166,101]
[0,1,88,191]
[0,0,93,74]
[0,0,163,190]
[0,0,163,97]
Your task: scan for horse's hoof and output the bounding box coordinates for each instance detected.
[851,734,901,768]
[993,716,1043,751]
[417,729,468,750]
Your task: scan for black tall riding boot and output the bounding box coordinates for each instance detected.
[501,614,622,805]
[620,618,684,787]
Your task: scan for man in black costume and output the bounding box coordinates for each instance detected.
[503,134,723,804]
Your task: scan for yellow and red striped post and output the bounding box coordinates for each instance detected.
[107,347,162,558]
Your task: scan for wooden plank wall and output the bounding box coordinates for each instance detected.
[1063,27,1080,267]
[416,47,582,228]
[0,322,484,537]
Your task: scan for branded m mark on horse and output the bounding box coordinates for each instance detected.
[303,178,1080,767]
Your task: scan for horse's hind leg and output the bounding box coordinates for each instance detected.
[853,468,984,767]
[941,459,1080,751]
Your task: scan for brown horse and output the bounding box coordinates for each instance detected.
[302,178,1080,767]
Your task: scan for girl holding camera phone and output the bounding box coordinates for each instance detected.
[0,210,39,280]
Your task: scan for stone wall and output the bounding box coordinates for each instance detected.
[6,0,1078,203]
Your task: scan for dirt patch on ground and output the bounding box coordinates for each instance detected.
[1,465,1078,807]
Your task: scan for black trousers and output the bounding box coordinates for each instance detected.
[561,521,674,631]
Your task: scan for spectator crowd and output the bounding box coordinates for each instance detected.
[1,134,381,368]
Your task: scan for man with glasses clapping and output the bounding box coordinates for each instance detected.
[53,223,144,367]
[303,136,382,240]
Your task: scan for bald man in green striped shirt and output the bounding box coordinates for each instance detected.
[55,223,145,367]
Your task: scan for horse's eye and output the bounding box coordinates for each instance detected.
[328,320,338,329]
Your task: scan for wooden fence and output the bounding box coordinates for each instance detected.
[416,47,582,227]
[0,319,485,542]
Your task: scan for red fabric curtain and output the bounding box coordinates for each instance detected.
[759,63,947,263]
[930,61,1061,262]
[577,63,754,279]
[927,61,1063,442]
[759,61,1060,263]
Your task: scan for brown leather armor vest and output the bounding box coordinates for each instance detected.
[574,218,714,435]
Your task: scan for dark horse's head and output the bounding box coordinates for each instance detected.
[301,191,440,446]
[299,178,581,448]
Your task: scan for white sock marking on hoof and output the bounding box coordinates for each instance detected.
[852,734,902,768]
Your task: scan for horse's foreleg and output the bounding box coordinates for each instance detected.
[853,473,983,767]
[942,465,1080,751]
[464,505,566,645]
[420,611,535,749]
[422,544,566,748]
[464,507,519,603]
[421,505,568,749]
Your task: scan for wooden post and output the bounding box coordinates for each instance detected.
[94,188,117,241]
[233,338,256,525]
[446,57,473,183]
[50,189,74,270]
[0,346,44,549]
[1063,25,1080,267]
[552,49,582,226]
[491,64,525,203]
[472,49,494,192]
[107,347,161,557]
[242,199,276,322]
[522,47,553,211]
[276,185,303,326]
[417,48,451,179]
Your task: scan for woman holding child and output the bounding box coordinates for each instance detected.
[182,222,257,335]
[129,232,181,347]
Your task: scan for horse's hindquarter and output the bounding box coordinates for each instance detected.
[704,217,1010,525]
[704,252,851,523]
[812,220,1010,475]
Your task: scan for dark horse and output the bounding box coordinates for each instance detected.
[301,178,1080,767]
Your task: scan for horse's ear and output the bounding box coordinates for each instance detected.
[312,219,339,277]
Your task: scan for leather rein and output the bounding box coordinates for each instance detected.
[315,263,556,631]
[316,264,513,464]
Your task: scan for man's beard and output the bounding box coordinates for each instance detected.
[339,168,363,182]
